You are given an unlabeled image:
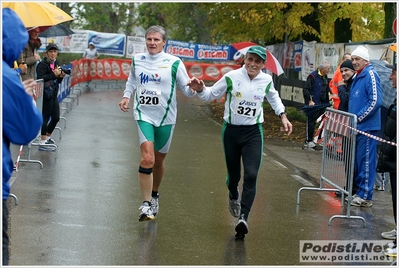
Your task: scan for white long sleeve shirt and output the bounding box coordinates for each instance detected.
[123,51,196,127]
[198,66,285,125]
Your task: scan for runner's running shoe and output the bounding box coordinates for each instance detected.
[139,201,155,221]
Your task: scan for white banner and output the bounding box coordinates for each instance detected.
[125,36,147,58]
[301,41,317,81]
[39,29,126,57]
[315,43,345,78]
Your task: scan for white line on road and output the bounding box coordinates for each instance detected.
[270,160,287,169]
[291,174,314,186]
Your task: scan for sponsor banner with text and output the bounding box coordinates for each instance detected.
[69,59,240,86]
[165,40,235,61]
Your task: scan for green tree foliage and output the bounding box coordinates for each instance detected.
[70,3,136,35]
[137,2,211,43]
[200,2,387,45]
[62,2,393,45]
[200,2,321,45]
[320,2,385,43]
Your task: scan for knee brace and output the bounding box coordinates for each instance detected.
[139,166,153,174]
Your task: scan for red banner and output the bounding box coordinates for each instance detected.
[70,58,240,87]
[184,62,240,81]
[70,58,131,87]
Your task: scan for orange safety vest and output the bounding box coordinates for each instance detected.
[329,67,342,109]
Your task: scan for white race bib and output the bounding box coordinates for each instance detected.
[233,98,261,117]
[137,85,161,106]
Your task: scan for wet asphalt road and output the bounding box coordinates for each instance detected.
[7,84,396,266]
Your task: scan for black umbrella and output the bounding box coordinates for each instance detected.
[302,102,331,117]
[39,23,74,37]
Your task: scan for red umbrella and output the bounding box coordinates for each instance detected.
[231,41,258,51]
[233,46,285,76]
[231,42,259,63]
[265,49,284,76]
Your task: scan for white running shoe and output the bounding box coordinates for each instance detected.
[139,201,155,221]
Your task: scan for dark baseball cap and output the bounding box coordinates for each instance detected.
[46,43,59,51]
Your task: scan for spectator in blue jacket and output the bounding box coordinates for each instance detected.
[302,60,331,149]
[348,45,382,207]
[2,8,43,265]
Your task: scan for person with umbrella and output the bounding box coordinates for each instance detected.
[16,26,42,81]
[189,46,292,239]
[302,60,332,149]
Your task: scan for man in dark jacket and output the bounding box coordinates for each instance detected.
[2,8,43,265]
[337,59,356,112]
[378,62,397,257]
[302,60,331,149]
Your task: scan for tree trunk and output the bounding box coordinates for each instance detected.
[334,18,352,43]
[301,3,321,42]
[384,3,396,38]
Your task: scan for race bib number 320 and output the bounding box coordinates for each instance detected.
[138,86,161,106]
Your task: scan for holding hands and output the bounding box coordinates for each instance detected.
[187,77,205,93]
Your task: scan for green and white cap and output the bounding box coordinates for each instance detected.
[246,46,266,60]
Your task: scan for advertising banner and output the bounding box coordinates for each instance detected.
[63,31,86,53]
[165,40,233,61]
[301,41,317,81]
[315,43,344,78]
[126,36,147,58]
[70,58,132,87]
[294,40,303,72]
[184,62,240,81]
[87,30,126,56]
[69,58,240,87]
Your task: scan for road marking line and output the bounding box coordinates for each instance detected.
[291,174,314,186]
[270,159,287,169]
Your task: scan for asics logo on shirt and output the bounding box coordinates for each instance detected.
[140,89,158,95]
[139,72,162,84]
[239,100,257,106]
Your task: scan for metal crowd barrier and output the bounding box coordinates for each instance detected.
[297,108,366,227]
[18,79,45,169]
[12,75,77,206]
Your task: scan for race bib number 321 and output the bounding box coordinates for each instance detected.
[234,99,260,117]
